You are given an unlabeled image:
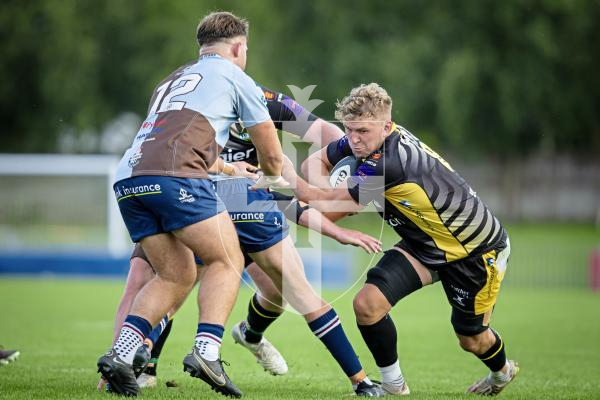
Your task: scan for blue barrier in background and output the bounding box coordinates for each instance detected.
[0,252,130,277]
[0,251,353,287]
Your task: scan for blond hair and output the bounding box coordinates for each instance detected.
[196,11,249,46]
[335,83,392,121]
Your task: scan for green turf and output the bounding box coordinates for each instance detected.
[0,278,599,399]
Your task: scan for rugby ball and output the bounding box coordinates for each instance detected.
[329,156,358,187]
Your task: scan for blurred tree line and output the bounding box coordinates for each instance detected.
[1,0,599,159]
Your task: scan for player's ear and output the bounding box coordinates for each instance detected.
[384,121,393,134]
[231,41,242,57]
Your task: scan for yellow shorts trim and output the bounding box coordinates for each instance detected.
[474,249,505,315]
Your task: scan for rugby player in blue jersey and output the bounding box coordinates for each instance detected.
[98,12,286,397]
[100,85,385,397]
[292,83,519,396]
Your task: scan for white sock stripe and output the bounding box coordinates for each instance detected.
[123,322,145,341]
[312,316,340,336]
[315,319,341,339]
[196,332,222,344]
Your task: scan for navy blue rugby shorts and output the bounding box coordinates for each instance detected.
[114,176,225,242]
[214,177,289,254]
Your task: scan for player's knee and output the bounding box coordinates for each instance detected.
[458,336,479,353]
[457,330,491,354]
[159,266,196,287]
[209,256,244,273]
[353,291,388,324]
[230,250,245,271]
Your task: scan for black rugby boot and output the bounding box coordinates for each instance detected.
[182,346,242,398]
[97,349,139,396]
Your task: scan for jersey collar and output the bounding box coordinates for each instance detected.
[199,52,222,60]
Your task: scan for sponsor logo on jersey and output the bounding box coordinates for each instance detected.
[385,217,404,227]
[220,148,255,162]
[357,164,376,177]
[273,217,282,229]
[397,200,436,232]
[128,150,143,168]
[138,118,167,136]
[263,90,277,100]
[178,188,195,203]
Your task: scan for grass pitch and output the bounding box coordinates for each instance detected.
[0,278,599,399]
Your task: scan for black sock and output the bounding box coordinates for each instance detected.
[244,293,281,343]
[357,314,398,367]
[477,328,507,372]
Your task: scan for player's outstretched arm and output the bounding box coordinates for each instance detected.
[298,207,381,254]
[291,174,362,222]
[303,119,344,148]
[300,146,333,189]
[206,158,259,180]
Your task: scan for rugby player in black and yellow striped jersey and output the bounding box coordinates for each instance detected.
[292,83,519,396]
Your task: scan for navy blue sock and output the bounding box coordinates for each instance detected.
[147,315,169,347]
[114,315,152,364]
[308,309,362,377]
[151,318,173,360]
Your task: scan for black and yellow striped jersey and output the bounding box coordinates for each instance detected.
[326,123,507,267]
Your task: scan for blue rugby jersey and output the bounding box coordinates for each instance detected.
[114,54,270,183]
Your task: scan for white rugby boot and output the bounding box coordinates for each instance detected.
[136,372,157,388]
[467,359,520,396]
[231,321,288,375]
[381,381,411,395]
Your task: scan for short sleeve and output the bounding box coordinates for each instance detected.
[260,86,318,137]
[347,161,386,206]
[233,70,271,128]
[326,136,353,167]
